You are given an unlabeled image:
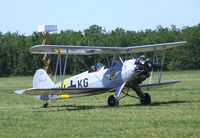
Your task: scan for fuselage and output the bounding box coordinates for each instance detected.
[35,57,153,100]
[54,59,137,89]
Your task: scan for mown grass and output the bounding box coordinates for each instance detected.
[0,70,200,138]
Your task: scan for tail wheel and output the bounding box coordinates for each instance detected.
[140,93,151,105]
[108,95,119,107]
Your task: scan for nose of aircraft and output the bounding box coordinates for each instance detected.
[133,56,153,83]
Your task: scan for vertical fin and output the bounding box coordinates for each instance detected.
[33,69,54,88]
[33,69,54,101]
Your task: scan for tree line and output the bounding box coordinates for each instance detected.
[0,24,200,77]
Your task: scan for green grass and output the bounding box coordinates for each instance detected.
[0,70,200,138]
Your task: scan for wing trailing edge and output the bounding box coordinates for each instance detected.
[29,41,187,55]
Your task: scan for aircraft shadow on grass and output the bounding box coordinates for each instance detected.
[34,100,194,112]
[134,100,192,106]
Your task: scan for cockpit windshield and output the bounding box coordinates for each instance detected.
[96,63,104,71]
[88,63,104,73]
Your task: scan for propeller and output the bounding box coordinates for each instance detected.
[133,56,153,84]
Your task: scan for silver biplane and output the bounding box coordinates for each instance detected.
[15,41,186,108]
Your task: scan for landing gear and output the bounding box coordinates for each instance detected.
[140,93,151,105]
[43,101,48,108]
[130,84,151,105]
[108,95,119,107]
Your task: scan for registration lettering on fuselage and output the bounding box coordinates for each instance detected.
[62,78,88,88]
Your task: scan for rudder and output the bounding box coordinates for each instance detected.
[33,69,54,101]
[33,69,54,88]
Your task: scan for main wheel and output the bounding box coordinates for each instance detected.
[140,93,151,105]
[43,102,48,108]
[108,95,119,107]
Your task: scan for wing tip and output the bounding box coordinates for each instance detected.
[15,90,25,94]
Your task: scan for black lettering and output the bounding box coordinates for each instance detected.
[78,80,83,88]
[70,80,76,87]
[83,78,88,87]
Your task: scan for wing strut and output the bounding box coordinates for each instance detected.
[54,51,69,83]
[54,55,60,82]
[149,46,167,83]
[159,46,166,82]
[63,53,68,80]
[106,55,111,68]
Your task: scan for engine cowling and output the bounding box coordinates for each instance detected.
[133,56,153,84]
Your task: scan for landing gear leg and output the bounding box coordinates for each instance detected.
[108,83,126,107]
[43,101,48,108]
[132,85,151,105]
[108,95,119,107]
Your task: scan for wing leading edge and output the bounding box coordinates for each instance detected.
[29,41,187,55]
[15,87,112,96]
[140,80,180,91]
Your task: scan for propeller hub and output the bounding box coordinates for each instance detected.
[133,56,153,84]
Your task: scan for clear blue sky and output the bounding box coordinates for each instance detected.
[0,0,199,35]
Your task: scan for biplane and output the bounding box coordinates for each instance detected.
[15,41,187,108]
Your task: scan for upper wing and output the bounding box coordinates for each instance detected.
[29,41,187,55]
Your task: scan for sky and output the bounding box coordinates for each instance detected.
[0,0,200,35]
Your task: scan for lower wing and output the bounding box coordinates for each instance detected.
[15,80,180,96]
[139,80,180,91]
[15,87,113,96]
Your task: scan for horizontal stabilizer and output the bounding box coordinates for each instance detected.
[140,80,180,91]
[15,90,25,94]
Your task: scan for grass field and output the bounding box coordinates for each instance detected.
[0,70,200,138]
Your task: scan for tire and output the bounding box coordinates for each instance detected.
[43,102,48,108]
[140,93,151,105]
[108,95,119,107]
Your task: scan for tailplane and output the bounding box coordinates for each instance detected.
[33,69,54,89]
[32,69,54,101]
[15,69,54,99]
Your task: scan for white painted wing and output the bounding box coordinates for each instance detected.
[29,41,187,55]
[15,87,112,96]
[140,80,180,91]
[15,80,180,96]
